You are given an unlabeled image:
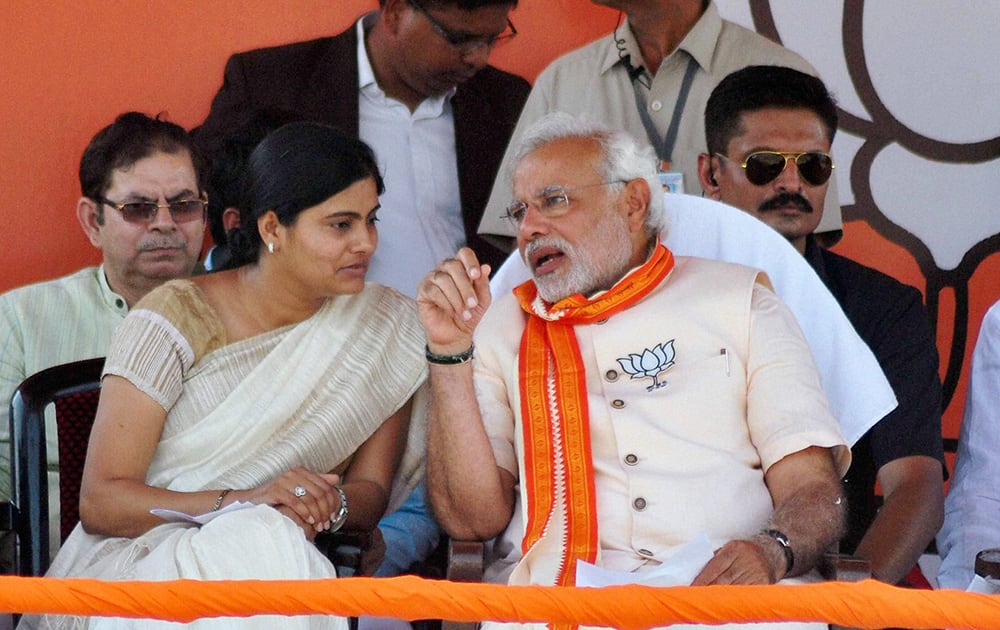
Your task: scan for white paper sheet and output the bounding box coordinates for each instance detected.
[150,500,255,525]
[575,532,714,587]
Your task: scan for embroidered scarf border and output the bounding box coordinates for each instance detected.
[513,243,675,591]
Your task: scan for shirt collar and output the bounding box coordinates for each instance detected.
[356,13,379,91]
[679,1,722,73]
[96,263,130,315]
[599,3,722,78]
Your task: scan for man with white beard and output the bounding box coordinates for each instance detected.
[417,112,850,628]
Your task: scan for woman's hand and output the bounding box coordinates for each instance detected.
[274,505,320,542]
[243,467,343,533]
[417,247,491,355]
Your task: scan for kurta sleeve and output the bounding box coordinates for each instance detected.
[103,281,225,412]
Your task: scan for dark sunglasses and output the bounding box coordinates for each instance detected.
[98,196,207,224]
[717,151,834,187]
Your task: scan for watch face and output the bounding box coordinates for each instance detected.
[976,549,1000,580]
[761,529,794,572]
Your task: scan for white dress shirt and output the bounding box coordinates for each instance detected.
[937,299,1000,589]
[356,18,465,297]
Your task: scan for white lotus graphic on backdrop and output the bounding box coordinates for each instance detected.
[720,0,1000,408]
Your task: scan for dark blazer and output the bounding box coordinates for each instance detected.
[193,23,531,270]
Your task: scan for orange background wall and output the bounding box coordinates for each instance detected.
[1,1,997,449]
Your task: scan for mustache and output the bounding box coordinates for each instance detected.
[137,237,186,251]
[523,236,572,265]
[758,192,814,214]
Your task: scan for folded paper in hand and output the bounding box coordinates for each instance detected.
[575,532,714,587]
[150,500,255,526]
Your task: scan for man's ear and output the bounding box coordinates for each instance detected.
[222,207,241,233]
[76,197,103,248]
[381,0,406,32]
[622,177,651,233]
[697,153,722,199]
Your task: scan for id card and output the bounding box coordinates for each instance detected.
[657,171,685,194]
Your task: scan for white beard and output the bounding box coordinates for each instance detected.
[524,209,634,303]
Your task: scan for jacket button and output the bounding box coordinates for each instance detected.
[605,369,619,382]
[633,497,647,511]
[624,454,638,465]
[638,548,654,557]
[611,399,626,409]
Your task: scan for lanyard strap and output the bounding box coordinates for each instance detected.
[630,55,699,165]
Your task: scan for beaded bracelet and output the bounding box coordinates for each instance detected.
[425,344,474,365]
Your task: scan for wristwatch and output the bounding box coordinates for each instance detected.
[760,528,794,574]
[328,484,349,533]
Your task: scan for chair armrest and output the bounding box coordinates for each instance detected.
[314,529,373,577]
[441,539,484,630]
[0,501,12,532]
[818,551,871,582]
[446,539,484,583]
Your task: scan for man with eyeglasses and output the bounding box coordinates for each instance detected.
[0,112,207,572]
[194,0,529,297]
[418,114,850,619]
[698,65,945,586]
[477,0,845,254]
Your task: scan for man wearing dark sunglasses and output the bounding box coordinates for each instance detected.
[0,112,207,571]
[194,0,529,297]
[699,65,945,587]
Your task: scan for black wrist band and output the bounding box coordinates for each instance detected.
[425,343,474,365]
[760,528,794,573]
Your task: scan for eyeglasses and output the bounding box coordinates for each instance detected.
[409,0,517,56]
[98,196,207,224]
[503,181,626,226]
[716,151,834,187]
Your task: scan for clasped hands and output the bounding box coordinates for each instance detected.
[241,466,344,541]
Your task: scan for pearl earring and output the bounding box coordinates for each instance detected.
[267,242,275,254]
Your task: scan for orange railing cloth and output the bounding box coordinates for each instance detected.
[3,576,999,628]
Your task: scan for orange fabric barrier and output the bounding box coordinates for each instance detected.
[3,576,1000,628]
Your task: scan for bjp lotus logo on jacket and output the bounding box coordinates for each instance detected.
[617,340,676,391]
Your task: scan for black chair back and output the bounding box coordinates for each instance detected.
[7,357,104,575]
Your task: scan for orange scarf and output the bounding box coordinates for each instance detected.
[513,243,675,590]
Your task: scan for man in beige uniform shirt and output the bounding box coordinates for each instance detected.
[418,113,849,628]
[478,0,843,253]
[0,112,207,570]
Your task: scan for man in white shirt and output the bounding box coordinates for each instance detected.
[195,0,530,297]
[418,115,848,628]
[937,299,1000,589]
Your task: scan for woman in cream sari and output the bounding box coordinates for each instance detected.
[27,123,426,629]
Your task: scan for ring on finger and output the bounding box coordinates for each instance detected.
[293,485,308,498]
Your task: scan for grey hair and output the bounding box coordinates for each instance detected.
[511,112,668,238]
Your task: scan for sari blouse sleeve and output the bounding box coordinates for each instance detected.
[103,280,226,412]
